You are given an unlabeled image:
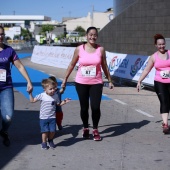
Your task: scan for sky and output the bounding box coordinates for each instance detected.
[1,0,113,22]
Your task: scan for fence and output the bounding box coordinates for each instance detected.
[6,40,37,51]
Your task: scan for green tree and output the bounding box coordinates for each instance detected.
[20,28,32,41]
[40,24,54,36]
[13,34,20,40]
[57,34,65,40]
[74,26,86,36]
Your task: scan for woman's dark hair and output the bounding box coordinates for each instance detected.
[86,26,98,34]
[154,34,165,44]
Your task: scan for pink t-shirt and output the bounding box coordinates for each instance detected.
[75,44,103,84]
[154,50,170,83]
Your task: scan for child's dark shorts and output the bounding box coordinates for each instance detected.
[40,118,56,133]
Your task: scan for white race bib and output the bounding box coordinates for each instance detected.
[81,66,96,77]
[160,70,170,79]
[0,69,6,82]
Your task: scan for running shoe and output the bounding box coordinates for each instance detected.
[82,128,90,139]
[48,139,55,149]
[162,124,169,134]
[41,142,49,150]
[0,130,10,147]
[161,122,170,129]
[93,129,101,141]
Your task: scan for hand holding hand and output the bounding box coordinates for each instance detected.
[61,79,67,88]
[27,82,33,93]
[109,82,114,89]
[60,87,66,94]
[64,98,71,103]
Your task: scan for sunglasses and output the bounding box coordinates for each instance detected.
[0,33,5,37]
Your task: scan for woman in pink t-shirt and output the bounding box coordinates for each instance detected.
[137,34,170,134]
[61,27,114,141]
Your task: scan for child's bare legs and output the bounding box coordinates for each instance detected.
[48,132,55,148]
[42,132,55,142]
[42,132,48,143]
[41,132,49,149]
[49,132,55,140]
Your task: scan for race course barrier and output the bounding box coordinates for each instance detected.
[31,45,156,86]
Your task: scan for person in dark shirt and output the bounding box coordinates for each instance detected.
[0,25,33,146]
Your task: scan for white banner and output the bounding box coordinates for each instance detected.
[106,51,155,85]
[31,45,75,69]
[31,46,155,86]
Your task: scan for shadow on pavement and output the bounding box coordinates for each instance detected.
[0,110,40,169]
[54,120,150,147]
[55,124,84,147]
[0,110,150,169]
[100,120,150,137]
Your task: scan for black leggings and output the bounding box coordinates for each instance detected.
[154,81,170,113]
[75,83,103,129]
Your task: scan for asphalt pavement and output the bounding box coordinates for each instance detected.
[0,52,170,170]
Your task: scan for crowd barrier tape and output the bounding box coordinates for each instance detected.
[31,45,155,86]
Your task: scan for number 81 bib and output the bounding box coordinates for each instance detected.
[81,66,96,77]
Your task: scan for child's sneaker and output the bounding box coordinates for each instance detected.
[93,129,101,141]
[82,128,90,139]
[48,139,55,149]
[162,124,169,134]
[41,142,49,150]
[0,130,10,147]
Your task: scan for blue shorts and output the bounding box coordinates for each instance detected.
[40,118,56,133]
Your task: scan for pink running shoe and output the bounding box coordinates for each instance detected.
[162,124,169,134]
[93,129,101,141]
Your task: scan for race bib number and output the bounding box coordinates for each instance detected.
[81,66,96,77]
[0,69,6,82]
[160,70,170,79]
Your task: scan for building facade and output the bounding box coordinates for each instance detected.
[97,0,170,56]
[63,8,113,32]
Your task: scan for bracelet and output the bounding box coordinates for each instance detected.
[108,80,113,83]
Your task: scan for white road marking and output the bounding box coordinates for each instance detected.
[49,74,56,77]
[102,93,108,96]
[39,70,45,73]
[135,109,154,117]
[114,99,127,105]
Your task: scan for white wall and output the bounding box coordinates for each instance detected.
[4,27,21,39]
